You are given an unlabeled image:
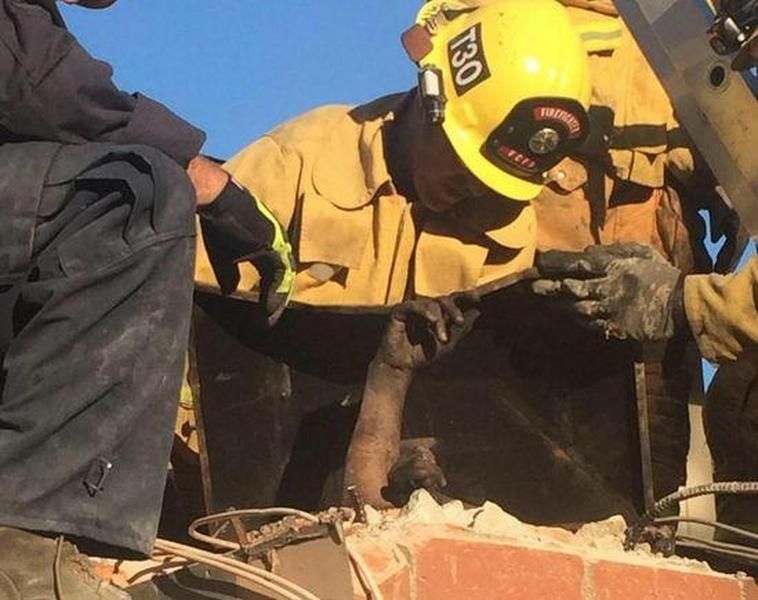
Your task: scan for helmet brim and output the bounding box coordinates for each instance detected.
[442,120,543,201]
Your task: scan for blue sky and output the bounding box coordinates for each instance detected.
[62,1,417,159]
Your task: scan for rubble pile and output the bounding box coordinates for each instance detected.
[355,489,714,573]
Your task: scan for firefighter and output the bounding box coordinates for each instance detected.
[195,0,713,517]
[196,0,592,305]
[194,0,592,516]
[0,1,292,597]
[532,7,758,542]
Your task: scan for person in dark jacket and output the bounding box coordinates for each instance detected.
[0,1,293,597]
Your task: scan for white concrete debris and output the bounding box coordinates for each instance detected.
[574,514,628,552]
[360,489,713,573]
[396,492,535,539]
[363,504,384,527]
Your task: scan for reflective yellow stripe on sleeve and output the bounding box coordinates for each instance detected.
[566,6,624,53]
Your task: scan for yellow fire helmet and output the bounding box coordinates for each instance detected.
[407,0,592,201]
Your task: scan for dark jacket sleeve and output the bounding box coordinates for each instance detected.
[0,0,206,166]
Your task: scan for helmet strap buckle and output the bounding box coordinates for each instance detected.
[418,66,447,125]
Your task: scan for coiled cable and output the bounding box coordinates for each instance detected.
[186,507,384,600]
[154,537,320,600]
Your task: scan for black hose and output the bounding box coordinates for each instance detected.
[677,534,758,558]
[676,537,758,564]
[655,516,758,545]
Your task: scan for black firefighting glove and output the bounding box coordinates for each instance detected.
[531,242,687,342]
[198,179,295,326]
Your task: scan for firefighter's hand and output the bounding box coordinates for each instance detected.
[199,179,295,327]
[531,242,685,342]
[375,293,480,371]
[187,156,230,207]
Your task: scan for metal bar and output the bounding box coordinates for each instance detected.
[634,356,656,514]
[187,310,215,515]
[493,388,641,521]
[194,267,539,314]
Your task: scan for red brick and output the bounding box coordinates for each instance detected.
[380,568,412,600]
[414,538,584,600]
[592,561,742,600]
[354,539,398,576]
[349,536,411,600]
[353,566,412,600]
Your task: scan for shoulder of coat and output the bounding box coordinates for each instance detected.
[265,104,358,150]
[265,93,408,150]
